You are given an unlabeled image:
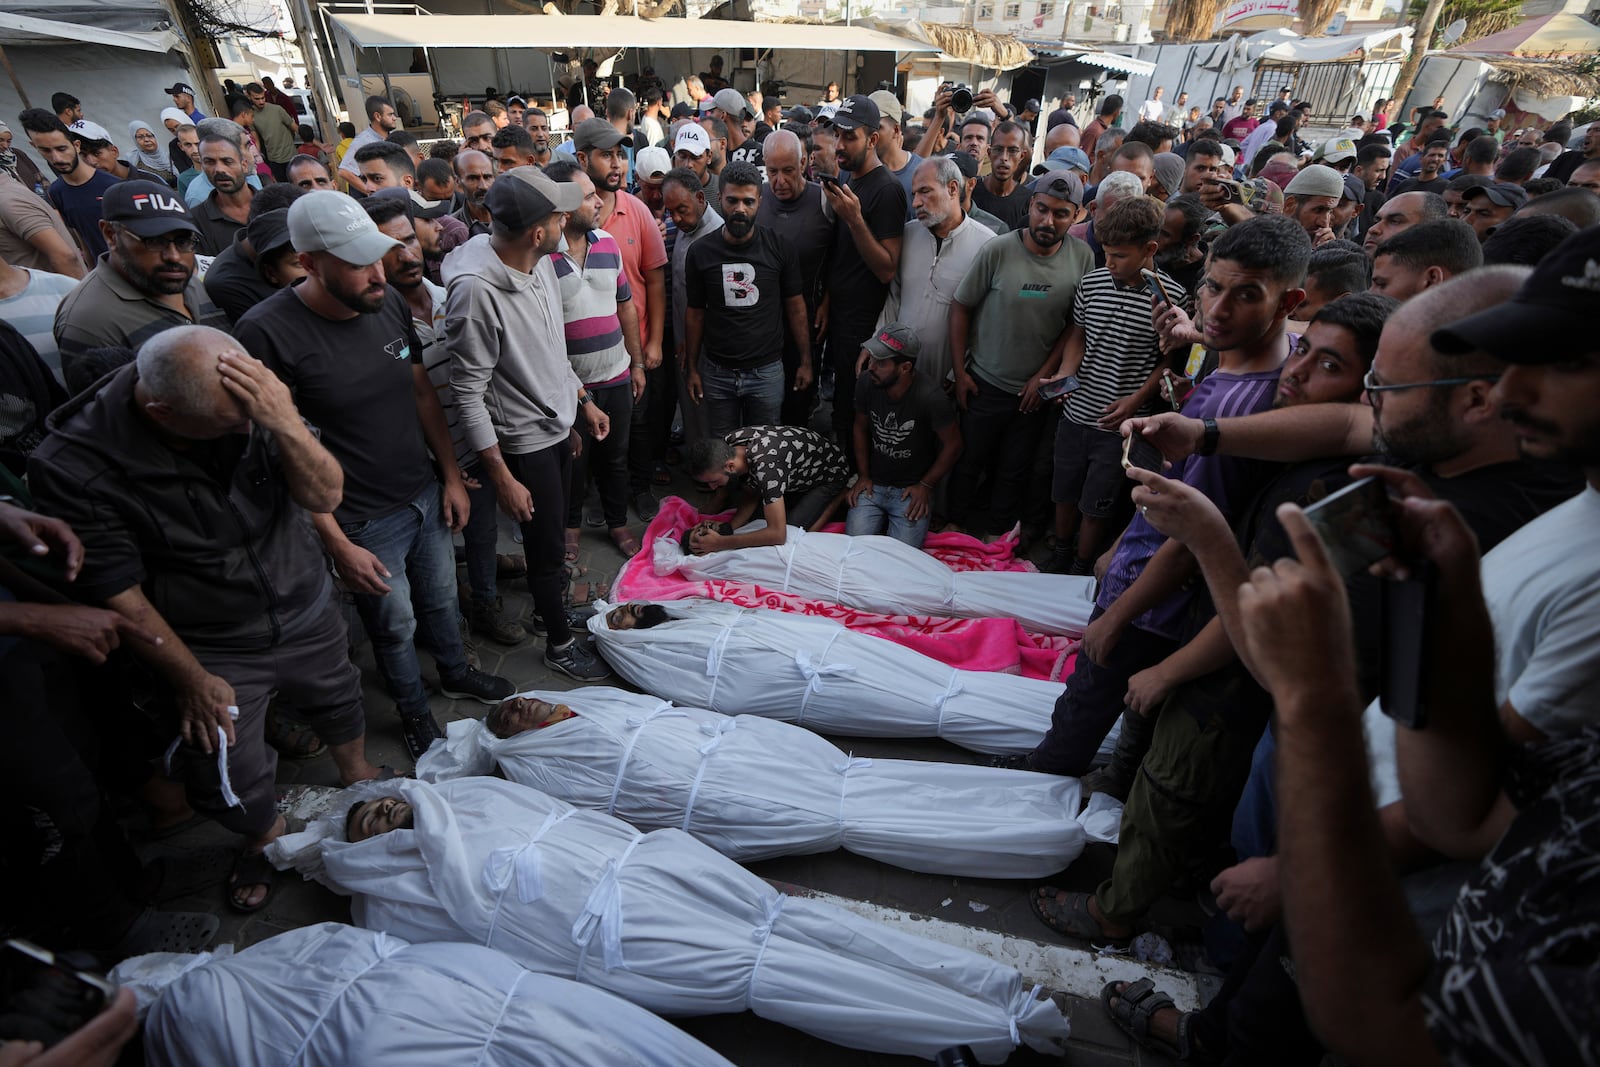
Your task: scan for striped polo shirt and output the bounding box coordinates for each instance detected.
[1064,266,1186,428]
[1,268,79,379]
[549,228,633,388]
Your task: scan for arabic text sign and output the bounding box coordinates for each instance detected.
[1220,0,1299,27]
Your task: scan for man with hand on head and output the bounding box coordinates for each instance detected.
[28,325,389,912]
[444,168,612,683]
[235,192,513,760]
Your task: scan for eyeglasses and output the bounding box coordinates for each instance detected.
[1362,368,1500,397]
[128,231,199,253]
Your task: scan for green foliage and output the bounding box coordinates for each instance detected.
[1404,0,1523,45]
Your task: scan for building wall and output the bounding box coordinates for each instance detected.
[0,43,191,180]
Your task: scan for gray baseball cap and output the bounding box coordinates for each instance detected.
[862,321,921,361]
[288,190,401,266]
[484,165,584,231]
[712,88,754,120]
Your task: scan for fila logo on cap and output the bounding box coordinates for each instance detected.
[131,191,184,213]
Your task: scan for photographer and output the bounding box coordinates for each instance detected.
[913,83,1008,160]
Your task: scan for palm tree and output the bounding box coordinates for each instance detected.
[1405,0,1523,45]
[1165,0,1227,42]
[1298,0,1341,35]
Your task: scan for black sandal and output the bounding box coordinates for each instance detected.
[264,714,326,760]
[227,849,277,913]
[1029,887,1132,948]
[1101,978,1193,1060]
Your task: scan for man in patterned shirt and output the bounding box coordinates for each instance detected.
[685,424,851,552]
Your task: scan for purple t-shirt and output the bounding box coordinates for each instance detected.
[1096,366,1282,639]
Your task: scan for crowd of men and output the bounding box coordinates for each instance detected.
[1,68,1597,1065]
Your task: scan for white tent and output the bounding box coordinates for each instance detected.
[417,687,1090,878]
[268,777,1072,1064]
[589,597,1070,754]
[651,527,1097,636]
[116,923,732,1067]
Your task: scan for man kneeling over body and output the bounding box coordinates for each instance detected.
[685,424,851,552]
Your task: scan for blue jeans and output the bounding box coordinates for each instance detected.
[845,483,930,547]
[341,483,467,716]
[700,358,783,439]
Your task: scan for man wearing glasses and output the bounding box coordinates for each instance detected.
[972,121,1033,232]
[52,180,209,385]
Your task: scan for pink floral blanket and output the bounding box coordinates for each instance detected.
[612,497,1079,681]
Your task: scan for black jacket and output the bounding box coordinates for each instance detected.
[27,364,332,651]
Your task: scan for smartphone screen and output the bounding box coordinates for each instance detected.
[1300,476,1398,578]
[1038,374,1080,400]
[1140,268,1174,307]
[1122,432,1164,473]
[1,940,114,1047]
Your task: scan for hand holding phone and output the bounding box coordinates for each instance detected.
[1299,476,1398,578]
[1037,374,1080,401]
[1140,268,1175,308]
[1122,431,1165,473]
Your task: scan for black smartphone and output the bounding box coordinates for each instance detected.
[1140,268,1175,307]
[1122,431,1164,473]
[818,174,841,189]
[1300,476,1398,578]
[0,940,116,1048]
[1380,564,1432,729]
[1037,374,1080,401]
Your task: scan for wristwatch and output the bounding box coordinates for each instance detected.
[578,392,594,406]
[1198,417,1220,456]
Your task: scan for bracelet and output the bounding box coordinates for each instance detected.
[1198,417,1220,456]
[917,480,934,490]
[631,362,645,369]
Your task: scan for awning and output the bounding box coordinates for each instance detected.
[327,12,936,55]
[0,10,179,51]
[1254,26,1409,62]
[1017,40,1156,76]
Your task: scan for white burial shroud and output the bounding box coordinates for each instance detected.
[116,922,730,1067]
[589,597,1069,755]
[267,777,1071,1064]
[652,525,1097,636]
[416,687,1087,877]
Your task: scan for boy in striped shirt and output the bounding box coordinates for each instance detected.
[1045,196,1184,575]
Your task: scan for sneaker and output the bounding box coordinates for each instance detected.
[470,596,528,645]
[399,710,445,762]
[633,491,660,522]
[439,666,515,705]
[529,604,598,637]
[544,636,611,681]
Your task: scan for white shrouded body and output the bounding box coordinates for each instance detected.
[589,597,1076,756]
[652,526,1097,636]
[119,922,731,1067]
[267,777,1071,1064]
[417,687,1086,877]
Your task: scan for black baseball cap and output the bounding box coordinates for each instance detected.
[1460,183,1529,211]
[830,94,880,132]
[164,82,197,97]
[371,185,452,220]
[244,207,292,255]
[1431,225,1600,363]
[484,165,583,230]
[101,180,199,236]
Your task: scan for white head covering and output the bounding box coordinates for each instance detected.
[160,106,191,128]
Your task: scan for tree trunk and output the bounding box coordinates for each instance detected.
[1390,0,1446,117]
[1299,0,1341,35]
[1165,0,1227,42]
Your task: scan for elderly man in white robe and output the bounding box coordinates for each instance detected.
[268,777,1070,1064]
[416,686,1095,877]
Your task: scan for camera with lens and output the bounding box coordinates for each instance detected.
[940,81,974,113]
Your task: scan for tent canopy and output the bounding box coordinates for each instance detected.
[1447,12,1600,57]
[0,10,178,51]
[1249,26,1410,63]
[327,12,935,55]
[1017,40,1157,76]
